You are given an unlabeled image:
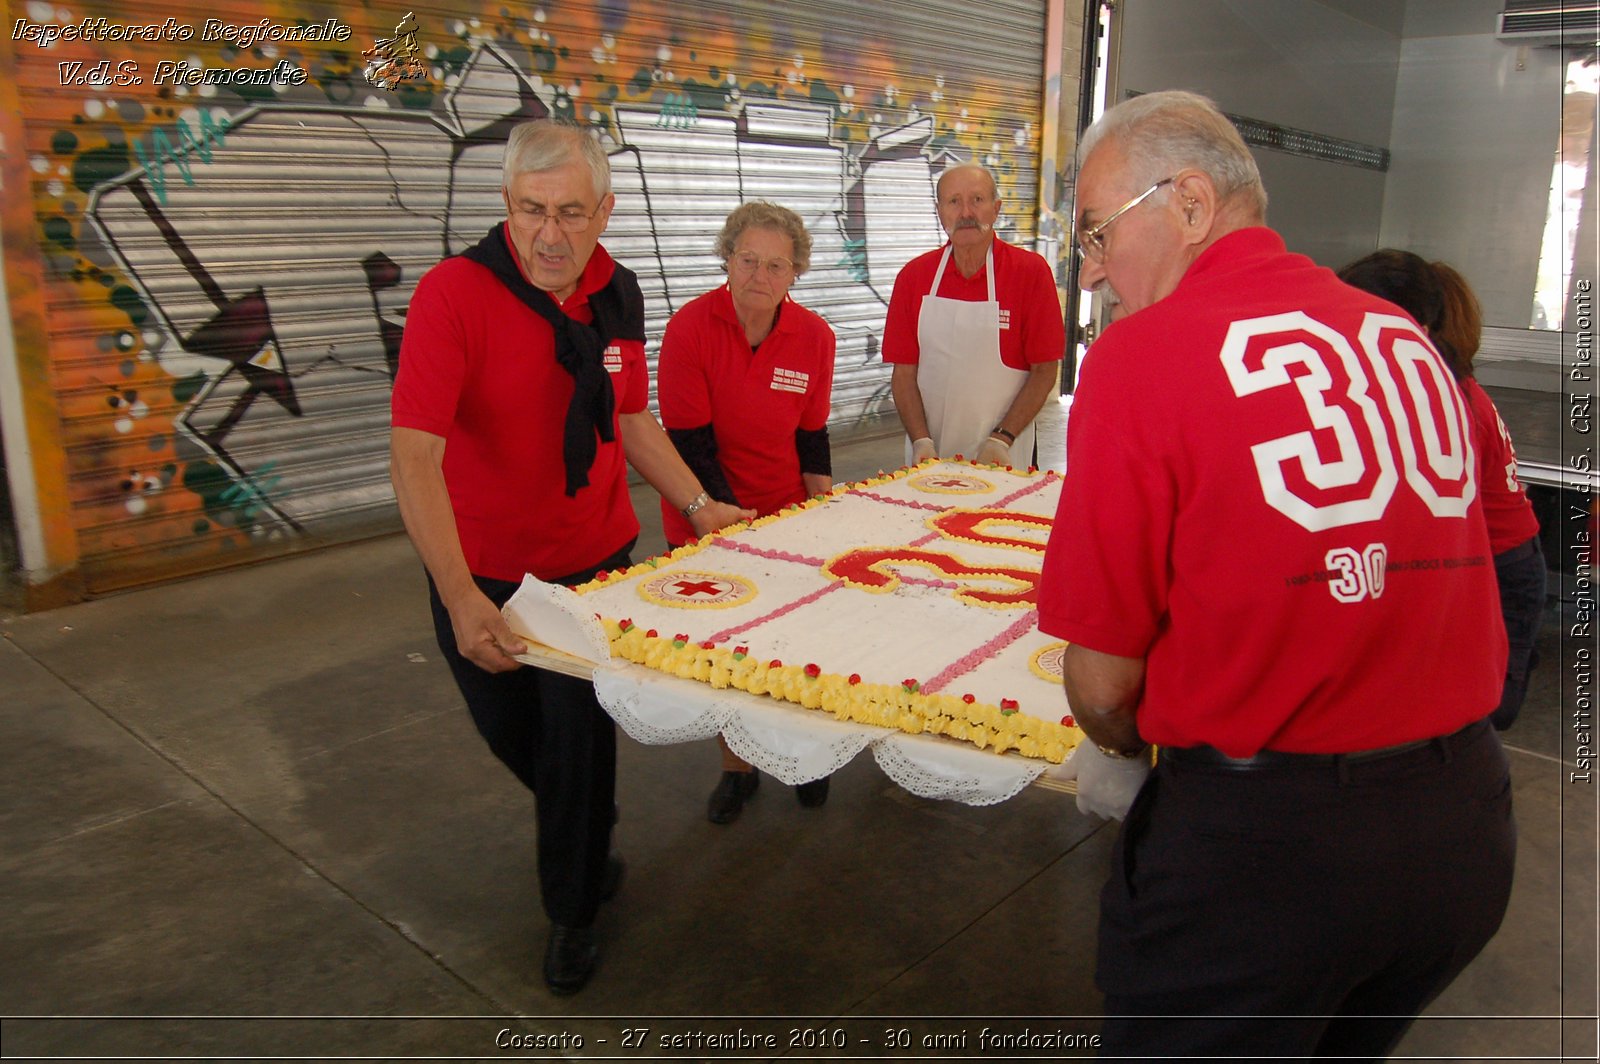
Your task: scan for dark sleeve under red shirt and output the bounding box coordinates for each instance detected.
[391,238,647,582]
[1038,228,1506,757]
[656,285,835,544]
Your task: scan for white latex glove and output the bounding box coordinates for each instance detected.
[975,436,1012,466]
[911,437,938,463]
[1059,740,1152,820]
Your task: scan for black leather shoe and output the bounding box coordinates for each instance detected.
[707,770,759,824]
[599,854,625,902]
[543,923,598,996]
[796,775,831,808]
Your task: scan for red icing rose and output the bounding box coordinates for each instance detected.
[804,663,821,678]
[1060,714,1076,727]
[700,641,715,650]
[768,659,783,669]
[618,619,634,632]
[646,629,658,639]
[848,673,861,685]
[962,693,976,704]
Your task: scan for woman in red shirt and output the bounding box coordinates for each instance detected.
[1340,250,1546,730]
[657,201,837,822]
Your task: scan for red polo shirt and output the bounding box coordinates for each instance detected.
[1039,228,1504,756]
[392,237,647,581]
[656,285,835,543]
[882,236,1065,371]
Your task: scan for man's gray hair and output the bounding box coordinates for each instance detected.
[935,162,999,201]
[715,201,813,275]
[502,119,612,200]
[1079,91,1267,219]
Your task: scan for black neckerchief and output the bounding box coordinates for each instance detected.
[460,224,645,496]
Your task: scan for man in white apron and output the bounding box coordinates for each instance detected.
[882,164,1064,467]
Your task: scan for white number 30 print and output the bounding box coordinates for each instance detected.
[1326,543,1388,603]
[1219,311,1475,532]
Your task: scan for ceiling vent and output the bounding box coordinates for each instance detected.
[1497,2,1600,46]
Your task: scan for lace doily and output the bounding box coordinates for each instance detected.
[872,732,1044,806]
[591,662,1053,804]
[720,703,887,786]
[592,664,730,745]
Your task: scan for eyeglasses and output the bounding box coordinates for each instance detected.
[729,250,796,279]
[1076,177,1174,263]
[509,205,598,233]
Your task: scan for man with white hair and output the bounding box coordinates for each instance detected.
[390,119,749,996]
[1038,90,1515,1057]
[883,163,1063,467]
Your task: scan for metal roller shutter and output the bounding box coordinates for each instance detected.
[10,0,1049,593]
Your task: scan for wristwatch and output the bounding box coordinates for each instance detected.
[680,491,712,519]
[990,426,1016,444]
[1096,742,1149,760]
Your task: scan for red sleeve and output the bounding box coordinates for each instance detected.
[1038,329,1174,657]
[1019,252,1066,366]
[616,338,648,415]
[656,303,713,428]
[800,316,836,431]
[391,264,466,437]
[881,259,925,365]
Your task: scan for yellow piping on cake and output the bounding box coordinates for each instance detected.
[600,622,1080,764]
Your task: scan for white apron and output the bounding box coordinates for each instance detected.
[907,243,1034,464]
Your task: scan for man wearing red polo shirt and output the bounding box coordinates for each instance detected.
[1038,91,1515,1058]
[390,119,749,996]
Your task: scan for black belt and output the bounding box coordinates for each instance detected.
[1159,719,1488,773]
[1493,535,1540,565]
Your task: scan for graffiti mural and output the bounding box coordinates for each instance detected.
[13,2,1050,588]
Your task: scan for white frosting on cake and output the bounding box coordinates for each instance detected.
[574,461,1081,762]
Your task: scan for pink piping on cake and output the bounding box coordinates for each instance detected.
[708,580,845,643]
[995,476,1056,509]
[923,609,1040,694]
[847,489,949,512]
[722,541,827,567]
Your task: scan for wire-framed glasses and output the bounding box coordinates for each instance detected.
[1076,177,1174,262]
[729,250,796,279]
[509,205,598,233]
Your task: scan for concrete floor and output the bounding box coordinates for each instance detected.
[1,409,1595,1061]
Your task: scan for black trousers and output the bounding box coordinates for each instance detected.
[427,543,631,929]
[1097,719,1516,1061]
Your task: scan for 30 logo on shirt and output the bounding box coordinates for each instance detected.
[603,345,623,374]
[771,367,809,394]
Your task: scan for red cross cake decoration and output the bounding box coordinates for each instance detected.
[907,473,994,494]
[1029,642,1068,684]
[639,570,757,609]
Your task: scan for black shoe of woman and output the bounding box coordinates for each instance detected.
[707,769,759,824]
[795,775,830,808]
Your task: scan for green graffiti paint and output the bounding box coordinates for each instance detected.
[42,216,75,249]
[130,111,230,205]
[807,80,841,108]
[109,285,149,325]
[172,372,206,404]
[71,144,131,195]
